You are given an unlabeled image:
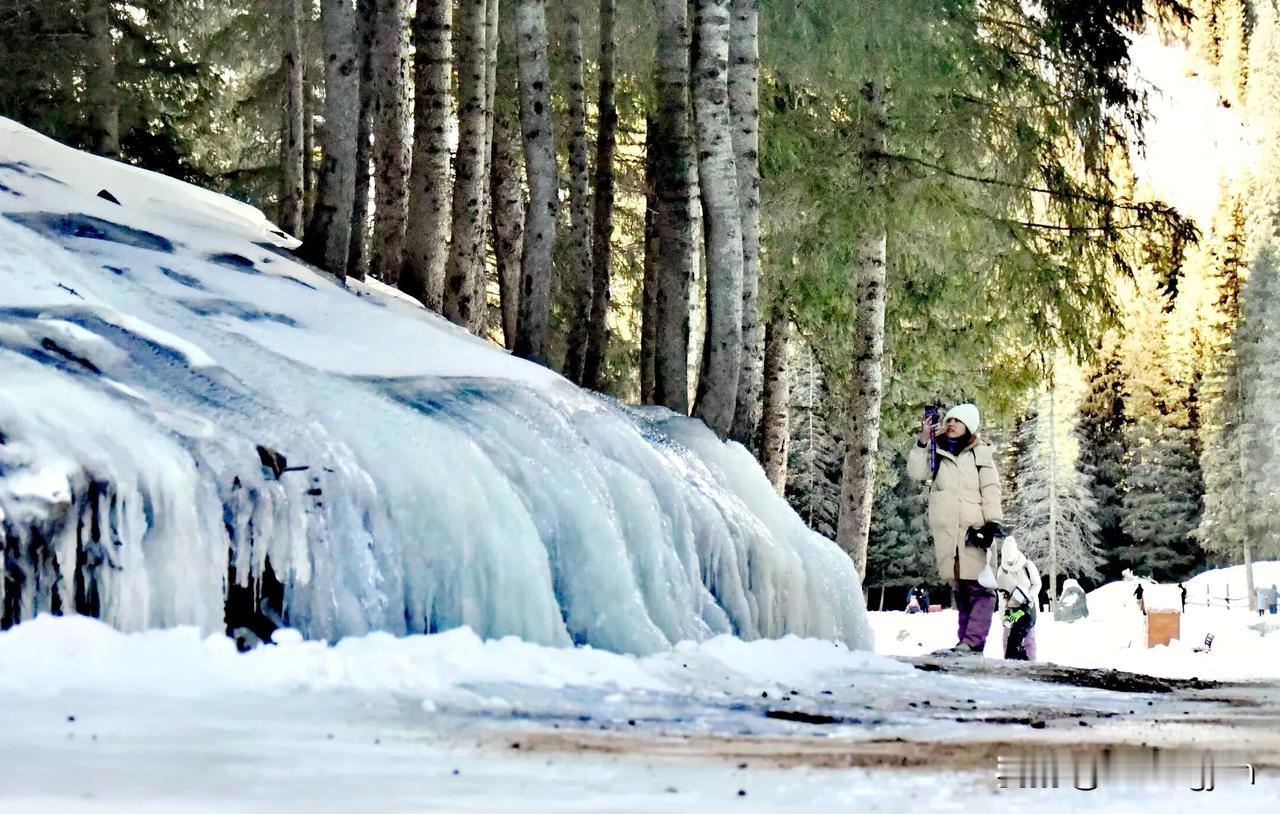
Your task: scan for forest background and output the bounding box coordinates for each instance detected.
[2,0,1278,607]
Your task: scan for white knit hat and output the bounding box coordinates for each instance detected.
[1001,535,1026,570]
[944,403,981,435]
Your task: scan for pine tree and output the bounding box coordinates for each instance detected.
[866,451,932,592]
[1010,392,1104,583]
[785,340,842,538]
[1118,276,1205,581]
[1077,336,1132,580]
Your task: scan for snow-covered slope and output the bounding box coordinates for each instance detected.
[0,119,870,653]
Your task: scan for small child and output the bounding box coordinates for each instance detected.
[996,536,1041,661]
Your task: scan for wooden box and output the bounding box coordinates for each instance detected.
[1146,610,1180,648]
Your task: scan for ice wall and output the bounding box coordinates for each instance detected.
[0,119,871,654]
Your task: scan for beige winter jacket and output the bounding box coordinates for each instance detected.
[907,437,1004,581]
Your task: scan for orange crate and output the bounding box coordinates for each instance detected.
[1146,610,1180,648]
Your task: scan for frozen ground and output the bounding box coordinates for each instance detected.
[873,566,1280,682]
[0,611,1277,811]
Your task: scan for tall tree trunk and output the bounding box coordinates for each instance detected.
[346,0,376,280]
[651,0,696,413]
[444,0,489,328]
[513,0,558,365]
[302,62,316,223]
[640,115,658,404]
[402,0,453,309]
[279,0,306,235]
[471,0,499,334]
[758,312,790,495]
[583,0,618,390]
[86,0,119,157]
[728,0,762,448]
[562,6,594,383]
[301,0,361,279]
[369,0,411,284]
[491,80,524,351]
[834,81,888,577]
[691,0,743,438]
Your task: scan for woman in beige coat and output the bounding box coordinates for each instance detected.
[907,403,1004,654]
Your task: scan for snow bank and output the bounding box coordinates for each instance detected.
[0,614,906,701]
[0,119,871,654]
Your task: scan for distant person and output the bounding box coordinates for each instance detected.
[1180,583,1187,613]
[906,588,921,614]
[921,588,932,614]
[1258,588,1268,617]
[1134,582,1145,615]
[908,403,1004,655]
[996,536,1041,661]
[1269,585,1278,615]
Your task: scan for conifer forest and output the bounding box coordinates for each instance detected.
[3,0,1278,606]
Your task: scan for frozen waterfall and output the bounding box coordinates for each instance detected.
[0,119,870,654]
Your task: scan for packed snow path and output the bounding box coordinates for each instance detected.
[0,119,868,652]
[0,616,1276,811]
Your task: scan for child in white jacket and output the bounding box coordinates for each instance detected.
[996,536,1041,660]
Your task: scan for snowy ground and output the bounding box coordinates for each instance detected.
[872,567,1280,683]
[1,606,1277,812]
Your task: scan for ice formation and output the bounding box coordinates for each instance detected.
[0,119,870,654]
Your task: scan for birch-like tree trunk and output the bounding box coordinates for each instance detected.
[491,74,524,350]
[640,115,658,404]
[444,0,489,328]
[278,0,306,236]
[301,0,360,279]
[513,0,557,365]
[583,0,618,390]
[651,0,696,413]
[369,0,411,284]
[562,6,594,383]
[728,0,762,448]
[471,0,499,334]
[346,0,376,280]
[402,0,453,309]
[834,81,889,577]
[86,0,119,157]
[691,0,743,438]
[759,313,790,495]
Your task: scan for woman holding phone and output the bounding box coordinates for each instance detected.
[907,403,1004,655]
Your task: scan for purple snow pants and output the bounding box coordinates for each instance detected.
[955,579,996,648]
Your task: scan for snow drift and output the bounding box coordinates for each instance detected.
[0,119,870,654]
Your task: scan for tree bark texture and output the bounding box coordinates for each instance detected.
[86,0,119,158]
[834,81,889,578]
[402,0,453,309]
[728,0,762,448]
[562,6,594,383]
[583,0,618,390]
[691,0,744,438]
[278,0,306,236]
[640,114,658,404]
[651,0,696,414]
[513,0,558,366]
[758,313,790,495]
[491,73,524,351]
[369,0,412,284]
[346,0,376,280]
[444,0,490,328]
[301,0,360,279]
[471,0,499,333]
[302,63,316,223]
